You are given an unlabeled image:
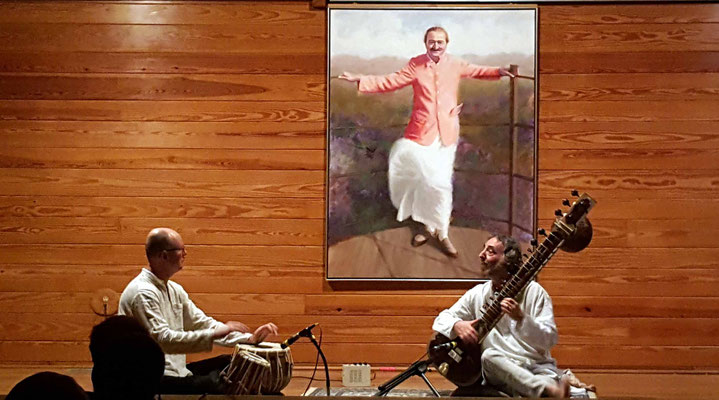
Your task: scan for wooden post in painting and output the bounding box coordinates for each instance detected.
[508,64,518,237]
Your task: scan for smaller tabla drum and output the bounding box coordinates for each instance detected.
[236,342,294,393]
[221,349,270,395]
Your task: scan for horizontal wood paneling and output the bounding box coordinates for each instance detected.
[0,1,717,377]
[0,2,325,25]
[539,4,719,25]
[539,198,719,220]
[539,170,719,199]
[536,2,719,374]
[0,100,325,122]
[0,292,307,314]
[0,52,325,74]
[541,51,719,74]
[540,149,719,170]
[539,121,719,149]
[3,341,719,369]
[2,313,717,347]
[0,265,324,294]
[306,294,719,318]
[0,196,324,219]
[540,24,719,53]
[0,74,325,101]
[0,121,325,149]
[541,73,719,101]
[0,148,324,170]
[0,217,323,245]
[0,169,324,197]
[540,100,719,121]
[0,245,323,267]
[0,24,324,53]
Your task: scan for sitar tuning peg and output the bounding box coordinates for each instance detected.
[571,189,580,197]
[554,209,563,217]
[562,199,571,206]
[538,228,547,236]
[530,238,538,247]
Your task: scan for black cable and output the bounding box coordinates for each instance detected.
[302,326,324,396]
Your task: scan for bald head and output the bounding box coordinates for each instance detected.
[145,228,180,261]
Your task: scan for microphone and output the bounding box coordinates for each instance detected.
[280,323,318,349]
[431,340,458,352]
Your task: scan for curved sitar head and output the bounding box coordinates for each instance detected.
[553,192,596,253]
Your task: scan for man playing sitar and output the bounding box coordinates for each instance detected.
[431,234,569,398]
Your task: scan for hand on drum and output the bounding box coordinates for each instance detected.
[226,321,250,333]
[213,321,250,339]
[249,322,279,344]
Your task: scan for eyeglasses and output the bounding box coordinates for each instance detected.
[164,247,186,253]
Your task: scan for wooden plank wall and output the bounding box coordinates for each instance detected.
[0,1,717,372]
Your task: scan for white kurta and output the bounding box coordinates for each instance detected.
[388,136,457,239]
[432,280,561,396]
[119,268,252,377]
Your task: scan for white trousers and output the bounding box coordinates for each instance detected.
[388,137,457,240]
[481,348,560,398]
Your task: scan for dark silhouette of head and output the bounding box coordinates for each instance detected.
[89,315,165,400]
[7,371,88,400]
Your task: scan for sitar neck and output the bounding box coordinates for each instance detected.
[471,223,574,336]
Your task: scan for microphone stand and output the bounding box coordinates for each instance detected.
[374,358,440,397]
[307,334,331,397]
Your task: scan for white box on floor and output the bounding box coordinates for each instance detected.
[342,363,371,387]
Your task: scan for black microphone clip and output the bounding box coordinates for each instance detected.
[431,340,457,352]
[280,323,318,349]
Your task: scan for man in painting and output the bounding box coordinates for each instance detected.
[339,26,514,258]
[118,227,279,394]
[432,234,586,398]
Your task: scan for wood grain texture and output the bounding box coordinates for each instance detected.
[0,244,323,267]
[0,100,325,122]
[0,52,325,74]
[541,24,719,53]
[0,264,324,294]
[540,121,719,149]
[0,120,325,149]
[541,51,719,74]
[0,292,307,314]
[540,100,719,121]
[0,2,325,25]
[0,169,324,197]
[0,24,324,53]
[0,196,325,219]
[0,148,324,170]
[540,4,719,25]
[0,1,718,374]
[0,74,325,101]
[540,73,719,101]
[538,170,719,199]
[0,217,323,245]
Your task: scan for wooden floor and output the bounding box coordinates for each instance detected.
[1,365,719,398]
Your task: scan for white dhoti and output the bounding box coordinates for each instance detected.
[388,136,457,240]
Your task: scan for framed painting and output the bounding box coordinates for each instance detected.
[326,4,537,281]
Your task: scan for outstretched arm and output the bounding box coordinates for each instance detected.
[338,72,361,82]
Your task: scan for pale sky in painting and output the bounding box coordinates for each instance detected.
[329,8,536,59]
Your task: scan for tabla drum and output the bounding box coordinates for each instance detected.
[236,342,294,393]
[221,349,270,395]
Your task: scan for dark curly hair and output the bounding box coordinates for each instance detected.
[491,234,523,275]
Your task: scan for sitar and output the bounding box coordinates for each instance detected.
[427,192,596,387]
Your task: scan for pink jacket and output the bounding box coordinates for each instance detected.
[358,53,501,146]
